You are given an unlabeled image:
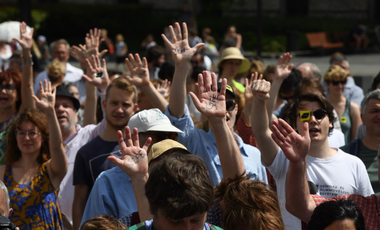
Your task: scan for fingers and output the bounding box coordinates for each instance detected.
[82,74,93,83]
[181,22,187,40]
[29,27,34,38]
[278,118,295,134]
[142,137,152,153]
[197,73,204,95]
[129,53,137,68]
[175,22,182,41]
[125,57,134,73]
[193,42,204,50]
[161,34,172,47]
[102,59,109,78]
[189,91,202,112]
[169,25,177,43]
[301,122,310,141]
[132,128,140,147]
[271,120,286,144]
[143,57,148,68]
[211,72,217,92]
[135,53,142,68]
[99,50,108,58]
[203,71,212,92]
[220,78,227,97]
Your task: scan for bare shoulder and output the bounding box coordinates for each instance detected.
[350,102,361,114]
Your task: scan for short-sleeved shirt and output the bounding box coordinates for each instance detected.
[341,139,380,195]
[313,194,380,230]
[165,105,267,186]
[73,136,117,189]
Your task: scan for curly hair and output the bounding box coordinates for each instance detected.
[145,153,214,220]
[5,109,50,165]
[46,58,66,85]
[324,65,349,83]
[80,215,127,230]
[215,173,284,230]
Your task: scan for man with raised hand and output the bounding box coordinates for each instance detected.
[251,73,373,230]
[164,22,266,186]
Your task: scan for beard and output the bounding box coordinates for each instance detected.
[105,115,130,131]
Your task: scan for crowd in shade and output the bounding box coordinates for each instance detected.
[1,18,380,230]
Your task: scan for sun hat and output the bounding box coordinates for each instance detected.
[148,139,187,163]
[55,84,80,111]
[128,108,184,134]
[217,47,250,74]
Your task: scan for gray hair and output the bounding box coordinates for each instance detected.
[361,89,380,114]
[50,39,70,53]
[297,63,322,81]
[0,180,10,214]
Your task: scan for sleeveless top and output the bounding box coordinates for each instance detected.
[4,162,63,230]
[340,99,352,145]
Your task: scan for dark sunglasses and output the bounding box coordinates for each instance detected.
[226,101,236,111]
[0,84,16,92]
[331,80,347,86]
[297,109,327,121]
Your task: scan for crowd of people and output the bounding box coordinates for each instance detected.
[0,19,380,230]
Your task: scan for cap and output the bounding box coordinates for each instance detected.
[38,35,46,42]
[128,108,184,134]
[148,139,187,163]
[55,85,80,111]
[217,82,236,100]
[217,47,250,74]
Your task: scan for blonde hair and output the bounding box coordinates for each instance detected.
[324,65,348,82]
[46,59,66,85]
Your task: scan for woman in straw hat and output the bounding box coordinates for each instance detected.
[217,47,250,93]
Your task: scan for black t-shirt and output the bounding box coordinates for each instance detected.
[73,136,118,189]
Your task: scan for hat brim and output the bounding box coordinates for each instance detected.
[146,124,184,134]
[218,55,251,74]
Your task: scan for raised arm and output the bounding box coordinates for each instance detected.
[271,119,315,222]
[250,74,279,166]
[267,53,293,124]
[108,127,152,222]
[190,72,245,178]
[124,53,168,112]
[13,22,35,112]
[242,72,260,126]
[33,81,67,190]
[164,22,204,118]
[82,55,110,125]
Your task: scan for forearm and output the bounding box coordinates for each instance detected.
[251,98,278,166]
[266,79,282,126]
[83,81,97,126]
[73,185,89,230]
[242,101,253,126]
[168,62,189,118]
[209,118,245,178]
[131,174,152,222]
[46,108,67,177]
[19,49,35,111]
[285,160,315,222]
[141,82,168,113]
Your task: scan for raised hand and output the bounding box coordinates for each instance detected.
[189,71,226,120]
[156,79,171,99]
[32,80,55,111]
[161,22,204,64]
[251,72,271,100]
[107,126,152,179]
[13,21,34,50]
[275,52,293,80]
[124,53,150,88]
[82,55,110,93]
[271,119,310,163]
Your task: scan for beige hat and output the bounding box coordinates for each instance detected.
[148,139,187,163]
[217,47,250,74]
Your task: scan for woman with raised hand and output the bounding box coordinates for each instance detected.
[1,80,67,229]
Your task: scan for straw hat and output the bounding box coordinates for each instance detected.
[218,47,250,74]
[148,139,187,163]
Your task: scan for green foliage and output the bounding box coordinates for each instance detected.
[0,5,48,31]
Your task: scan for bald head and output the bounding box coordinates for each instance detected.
[296,63,322,81]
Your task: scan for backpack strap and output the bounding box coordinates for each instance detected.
[349,138,361,156]
[128,222,146,230]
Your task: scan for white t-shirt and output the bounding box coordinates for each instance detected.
[267,148,373,230]
[328,128,345,148]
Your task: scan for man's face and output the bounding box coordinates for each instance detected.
[52,43,69,63]
[362,99,380,136]
[55,96,77,133]
[153,209,207,230]
[333,60,350,73]
[295,101,332,144]
[226,94,237,131]
[190,54,203,68]
[155,55,165,68]
[139,131,178,153]
[103,87,138,131]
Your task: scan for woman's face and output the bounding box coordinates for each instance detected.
[0,79,18,110]
[327,79,346,95]
[222,59,241,78]
[68,85,80,100]
[16,121,43,156]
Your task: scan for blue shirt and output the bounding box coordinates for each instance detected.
[165,105,267,186]
[80,166,137,226]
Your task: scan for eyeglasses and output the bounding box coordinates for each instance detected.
[297,109,327,121]
[331,80,347,86]
[226,101,236,111]
[16,130,40,139]
[0,84,16,93]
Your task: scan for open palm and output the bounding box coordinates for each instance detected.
[33,80,55,110]
[125,53,150,87]
[13,22,34,50]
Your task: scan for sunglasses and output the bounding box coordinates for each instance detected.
[0,84,16,92]
[297,109,327,121]
[331,80,347,86]
[226,101,236,111]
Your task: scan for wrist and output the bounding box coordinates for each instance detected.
[130,173,149,183]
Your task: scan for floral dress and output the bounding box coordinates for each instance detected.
[4,162,63,229]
